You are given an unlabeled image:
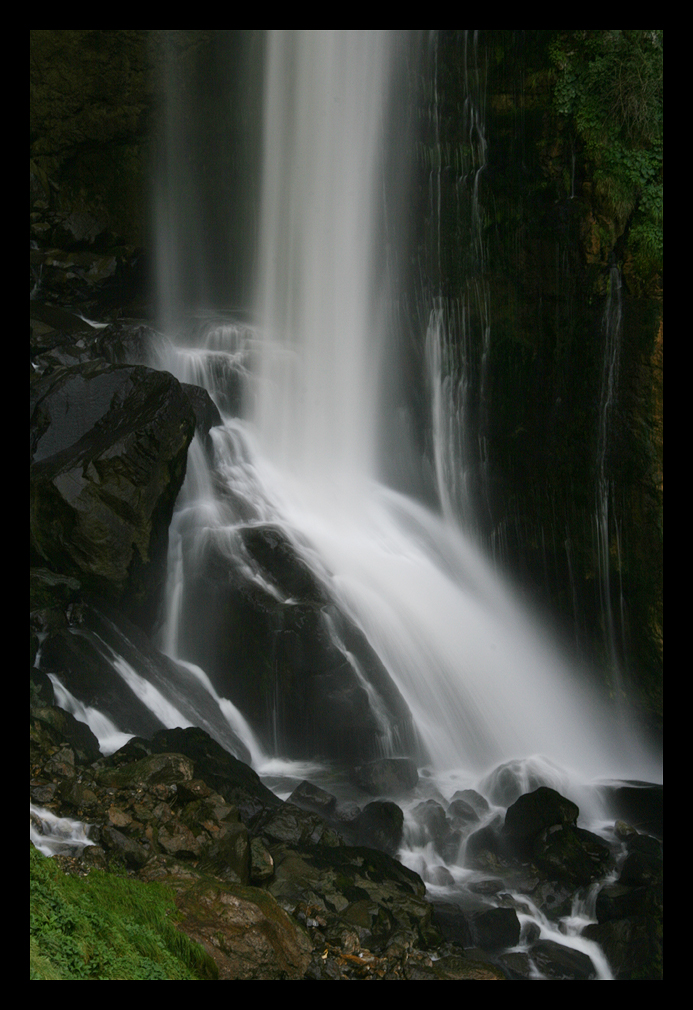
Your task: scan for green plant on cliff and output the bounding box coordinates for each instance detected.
[549,30,663,282]
[30,845,217,980]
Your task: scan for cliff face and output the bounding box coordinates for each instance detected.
[30,30,662,732]
[408,30,662,730]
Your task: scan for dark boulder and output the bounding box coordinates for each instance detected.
[410,799,459,861]
[582,916,662,979]
[175,526,417,763]
[503,786,579,856]
[254,802,343,849]
[528,939,596,979]
[598,780,663,839]
[288,780,338,819]
[265,843,438,953]
[468,906,521,951]
[353,800,405,856]
[532,824,612,887]
[109,726,280,824]
[239,524,329,605]
[432,902,473,947]
[351,758,419,796]
[464,816,509,871]
[180,382,223,439]
[596,883,652,922]
[30,703,102,766]
[450,788,490,817]
[30,362,195,630]
[619,832,663,886]
[447,796,482,831]
[479,759,555,807]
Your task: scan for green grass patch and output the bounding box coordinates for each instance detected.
[30,844,218,980]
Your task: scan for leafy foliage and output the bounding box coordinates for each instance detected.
[30,845,217,980]
[550,31,663,280]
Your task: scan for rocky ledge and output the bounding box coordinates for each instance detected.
[31,700,508,980]
[31,686,663,980]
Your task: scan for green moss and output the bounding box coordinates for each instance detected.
[30,845,217,980]
[549,31,663,285]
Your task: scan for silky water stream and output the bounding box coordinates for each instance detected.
[37,31,661,979]
[145,32,661,978]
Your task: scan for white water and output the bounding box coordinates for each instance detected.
[31,803,95,858]
[596,266,627,702]
[31,30,661,979]
[249,32,656,782]
[253,30,396,491]
[147,30,660,788]
[49,675,133,756]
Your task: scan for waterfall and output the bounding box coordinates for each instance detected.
[148,30,658,787]
[596,266,626,697]
[423,30,491,532]
[253,30,397,491]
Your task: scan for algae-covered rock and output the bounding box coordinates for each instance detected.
[174,877,313,980]
[265,843,437,952]
[97,753,195,789]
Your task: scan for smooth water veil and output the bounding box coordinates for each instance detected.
[31,29,662,981]
[152,30,658,785]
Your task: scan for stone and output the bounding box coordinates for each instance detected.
[30,363,195,629]
[351,758,419,796]
[175,879,313,980]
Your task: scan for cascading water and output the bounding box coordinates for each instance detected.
[149,29,660,784]
[595,266,627,704]
[139,30,661,978]
[423,30,491,533]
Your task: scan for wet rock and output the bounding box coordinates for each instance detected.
[175,534,417,763]
[100,824,149,868]
[30,362,195,629]
[528,939,596,979]
[240,524,330,605]
[532,824,612,887]
[351,758,419,796]
[255,802,344,848]
[30,568,81,613]
[447,796,481,831]
[503,786,579,856]
[288,780,338,819]
[450,788,489,817]
[426,865,455,886]
[97,752,195,789]
[198,821,250,882]
[174,877,313,980]
[597,781,663,839]
[464,816,509,871]
[431,953,506,980]
[58,779,100,811]
[30,704,101,765]
[353,800,404,856]
[466,876,506,896]
[265,844,436,952]
[411,799,450,852]
[250,836,275,884]
[479,760,553,807]
[619,833,663,886]
[582,916,662,980]
[467,906,521,951]
[432,902,473,947]
[109,726,271,816]
[180,382,223,439]
[497,950,534,979]
[596,882,652,922]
